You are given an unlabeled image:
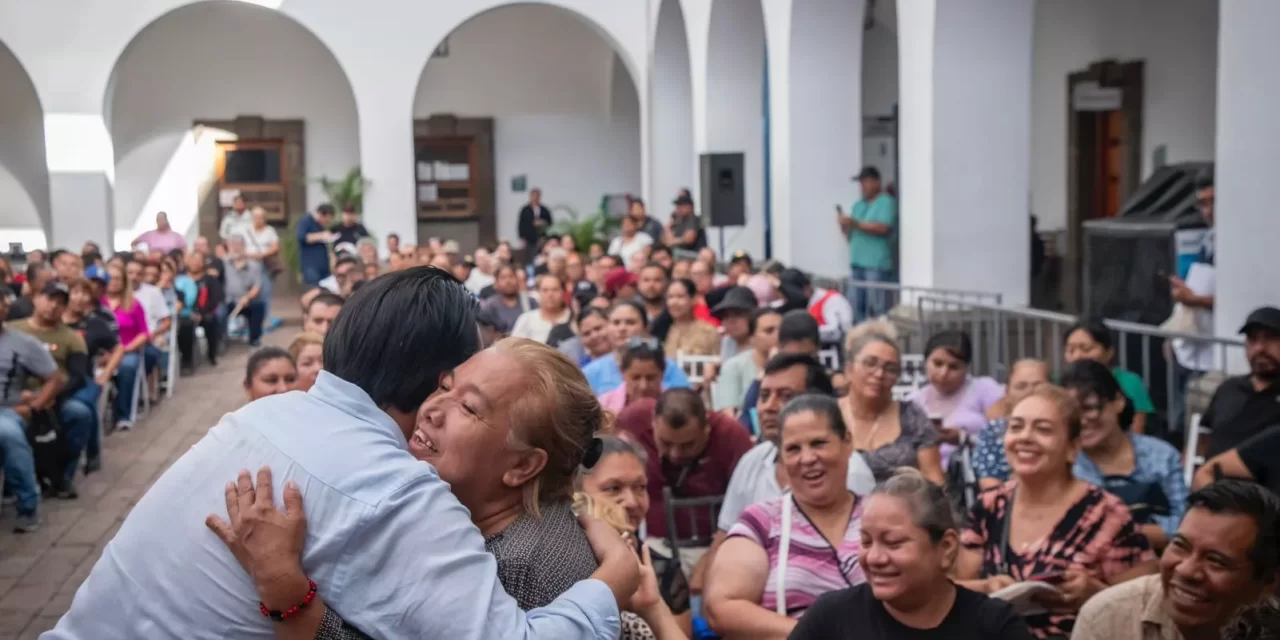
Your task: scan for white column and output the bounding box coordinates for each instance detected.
[699,0,767,258]
[352,79,417,245]
[1214,0,1280,359]
[649,0,696,211]
[763,0,865,278]
[898,0,1033,304]
[45,112,115,250]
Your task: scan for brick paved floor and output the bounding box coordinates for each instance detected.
[0,321,297,639]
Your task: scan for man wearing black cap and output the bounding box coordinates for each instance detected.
[9,281,94,500]
[663,193,704,251]
[1194,307,1280,459]
[838,165,897,320]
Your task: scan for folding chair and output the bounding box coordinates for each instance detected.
[1183,413,1210,487]
[128,359,150,424]
[676,352,720,387]
[661,487,724,573]
[164,307,179,398]
[818,346,841,372]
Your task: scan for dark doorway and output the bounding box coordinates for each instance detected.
[1063,60,1144,312]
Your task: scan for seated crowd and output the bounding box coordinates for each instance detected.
[9,193,1280,640]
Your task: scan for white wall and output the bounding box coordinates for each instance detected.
[651,0,696,221]
[861,0,898,187]
[108,0,359,244]
[0,42,49,249]
[1031,0,1219,230]
[414,3,641,242]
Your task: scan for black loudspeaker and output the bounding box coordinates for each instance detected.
[700,153,745,227]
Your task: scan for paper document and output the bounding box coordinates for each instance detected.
[989,581,1064,616]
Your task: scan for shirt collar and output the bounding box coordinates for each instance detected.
[1141,579,1182,639]
[309,371,408,449]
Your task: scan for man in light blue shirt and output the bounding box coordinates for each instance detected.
[45,267,631,640]
[838,165,897,320]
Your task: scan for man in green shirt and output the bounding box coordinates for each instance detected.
[838,165,897,320]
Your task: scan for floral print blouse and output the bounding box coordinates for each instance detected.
[961,481,1154,639]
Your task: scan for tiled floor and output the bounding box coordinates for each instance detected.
[0,324,296,639]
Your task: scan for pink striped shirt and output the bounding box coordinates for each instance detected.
[726,494,866,618]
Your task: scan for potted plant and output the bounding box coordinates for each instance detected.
[279,168,371,276]
[548,197,620,252]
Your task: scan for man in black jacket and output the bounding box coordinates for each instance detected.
[517,188,552,264]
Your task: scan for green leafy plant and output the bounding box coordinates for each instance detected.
[279,217,301,278]
[549,199,620,252]
[316,167,369,212]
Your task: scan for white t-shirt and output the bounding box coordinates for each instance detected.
[243,225,280,258]
[607,233,654,266]
[465,270,495,295]
[510,308,571,344]
[134,284,171,333]
[219,210,253,242]
[717,441,876,532]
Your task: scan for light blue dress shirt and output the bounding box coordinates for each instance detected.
[44,372,620,640]
[582,354,691,395]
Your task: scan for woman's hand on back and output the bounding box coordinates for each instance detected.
[206,467,312,609]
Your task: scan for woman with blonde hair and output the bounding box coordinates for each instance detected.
[287,332,324,392]
[207,338,657,638]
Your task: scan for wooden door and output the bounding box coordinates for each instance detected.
[216,139,288,227]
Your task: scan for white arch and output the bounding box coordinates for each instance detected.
[412,2,643,246]
[704,0,767,257]
[104,0,360,247]
[0,39,50,250]
[650,0,696,214]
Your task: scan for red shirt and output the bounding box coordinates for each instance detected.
[617,398,754,539]
[693,301,720,327]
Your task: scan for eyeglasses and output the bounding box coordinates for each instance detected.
[624,336,661,351]
[857,356,901,377]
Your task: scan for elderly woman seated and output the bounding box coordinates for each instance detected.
[956,385,1156,639]
[208,338,648,638]
[705,394,867,638]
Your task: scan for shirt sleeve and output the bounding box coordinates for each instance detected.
[717,451,758,532]
[1117,370,1156,413]
[1236,426,1280,486]
[20,335,59,378]
[1097,500,1156,583]
[866,196,897,227]
[333,473,620,640]
[725,501,771,546]
[1153,441,1188,539]
[663,360,691,389]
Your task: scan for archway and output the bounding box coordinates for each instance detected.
[0,40,50,250]
[412,2,642,252]
[105,0,359,248]
[650,0,695,220]
[861,0,898,189]
[704,0,767,258]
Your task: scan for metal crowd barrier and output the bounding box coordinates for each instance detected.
[912,294,1245,436]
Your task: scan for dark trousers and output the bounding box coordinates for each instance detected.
[219,299,267,344]
[178,314,220,367]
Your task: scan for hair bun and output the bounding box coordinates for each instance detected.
[581,437,604,469]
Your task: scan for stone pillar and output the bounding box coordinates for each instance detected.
[1214,0,1280,368]
[897,0,1034,304]
[353,81,417,246]
[649,0,696,212]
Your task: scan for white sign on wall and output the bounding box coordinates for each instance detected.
[1072,81,1123,111]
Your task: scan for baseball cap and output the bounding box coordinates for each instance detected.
[84,264,109,284]
[1239,307,1280,335]
[41,281,70,302]
[853,166,881,181]
[673,195,695,206]
[730,251,753,267]
[712,286,759,317]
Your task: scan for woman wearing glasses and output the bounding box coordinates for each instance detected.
[583,300,691,395]
[837,327,945,484]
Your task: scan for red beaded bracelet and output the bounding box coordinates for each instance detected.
[259,579,318,622]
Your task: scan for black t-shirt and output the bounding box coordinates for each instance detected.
[67,312,120,360]
[1203,375,1280,457]
[571,280,598,307]
[332,223,370,249]
[1234,425,1280,495]
[6,295,33,321]
[788,584,1031,640]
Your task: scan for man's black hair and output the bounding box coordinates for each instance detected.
[323,266,480,414]
[763,353,834,397]
[778,310,820,348]
[335,255,360,269]
[316,203,335,216]
[1186,480,1280,582]
[308,292,345,314]
[48,249,71,265]
[1194,167,1215,191]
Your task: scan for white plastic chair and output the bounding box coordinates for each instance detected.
[891,353,928,401]
[128,355,151,423]
[676,352,720,387]
[164,306,179,398]
[818,346,841,372]
[1183,413,1209,487]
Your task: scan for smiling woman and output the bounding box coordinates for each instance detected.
[954,385,1158,639]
